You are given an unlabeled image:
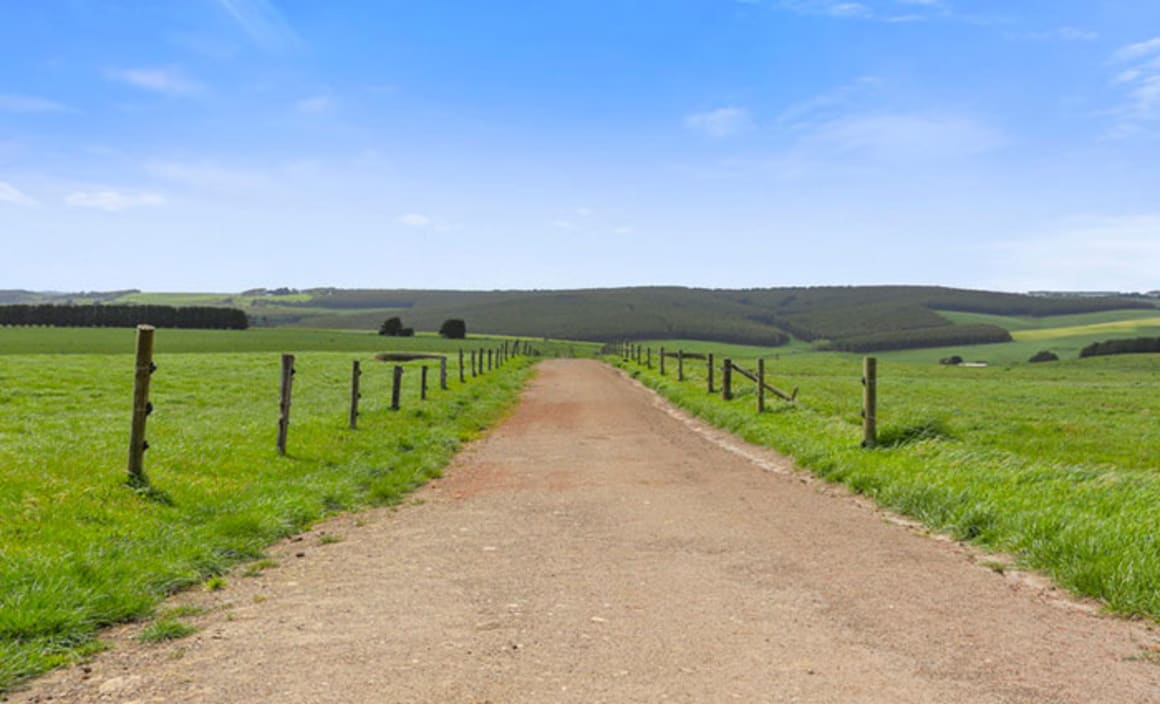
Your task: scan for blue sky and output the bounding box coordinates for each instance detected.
[1,0,1158,293]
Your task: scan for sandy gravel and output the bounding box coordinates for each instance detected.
[9,359,1158,703]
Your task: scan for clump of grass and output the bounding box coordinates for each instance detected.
[203,576,227,592]
[138,618,197,643]
[318,534,343,545]
[876,416,954,447]
[161,605,205,618]
[242,559,280,578]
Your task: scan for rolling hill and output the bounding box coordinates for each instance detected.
[6,286,1154,353]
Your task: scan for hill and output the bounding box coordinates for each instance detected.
[15,286,1155,352]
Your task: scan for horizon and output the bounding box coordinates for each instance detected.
[2,1,1159,293]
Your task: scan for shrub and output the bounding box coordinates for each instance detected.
[379,317,403,336]
[439,319,467,339]
[1028,350,1059,363]
[939,355,964,365]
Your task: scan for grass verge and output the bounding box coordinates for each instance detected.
[612,355,1160,623]
[0,348,535,692]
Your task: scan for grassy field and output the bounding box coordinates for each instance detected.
[0,328,544,692]
[0,327,601,357]
[613,345,1160,621]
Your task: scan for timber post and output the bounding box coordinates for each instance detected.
[127,324,156,485]
[659,347,666,375]
[421,365,429,401]
[349,360,361,430]
[722,358,733,401]
[390,365,404,411]
[707,353,715,394]
[459,349,466,383]
[277,353,295,455]
[862,356,877,447]
[678,350,685,382]
[757,358,766,413]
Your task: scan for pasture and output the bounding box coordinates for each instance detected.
[0,328,545,691]
[615,344,1160,620]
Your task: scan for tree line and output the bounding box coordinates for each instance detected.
[1079,337,1160,358]
[818,324,1013,353]
[0,304,249,330]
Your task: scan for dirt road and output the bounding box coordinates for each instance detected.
[12,360,1158,703]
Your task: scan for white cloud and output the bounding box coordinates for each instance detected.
[801,111,1004,161]
[106,67,201,96]
[146,160,271,192]
[1022,27,1099,42]
[66,190,166,212]
[1106,38,1160,137]
[397,213,431,227]
[829,2,871,18]
[216,0,302,52]
[1113,38,1160,63]
[0,181,38,206]
[0,94,66,113]
[991,215,1160,292]
[777,76,880,129]
[295,95,333,114]
[685,107,752,138]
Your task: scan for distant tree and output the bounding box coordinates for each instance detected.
[1028,350,1059,363]
[399,327,415,337]
[939,355,963,365]
[439,318,467,339]
[379,316,403,336]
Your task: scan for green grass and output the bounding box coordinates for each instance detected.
[0,327,600,357]
[137,618,197,643]
[613,348,1160,621]
[0,330,537,692]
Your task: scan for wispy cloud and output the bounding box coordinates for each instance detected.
[66,190,166,212]
[1106,38,1160,138]
[146,160,272,192]
[800,111,1005,161]
[216,0,301,52]
[295,95,333,114]
[106,67,202,96]
[397,213,432,227]
[0,94,67,113]
[0,181,38,207]
[685,107,752,138]
[777,76,880,129]
[991,215,1160,292]
[1020,27,1099,42]
[774,0,998,25]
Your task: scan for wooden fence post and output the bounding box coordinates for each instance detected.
[488,349,493,371]
[722,358,733,401]
[421,365,429,401]
[757,358,766,413]
[439,357,448,391]
[659,347,666,375]
[391,365,404,411]
[127,324,156,485]
[862,356,877,448]
[707,353,715,394]
[459,349,466,383]
[471,350,477,377]
[678,350,685,382]
[349,360,361,430]
[647,347,652,369]
[277,353,295,455]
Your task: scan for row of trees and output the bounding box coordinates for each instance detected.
[0,304,249,329]
[818,324,1013,353]
[379,317,466,339]
[1079,337,1160,358]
